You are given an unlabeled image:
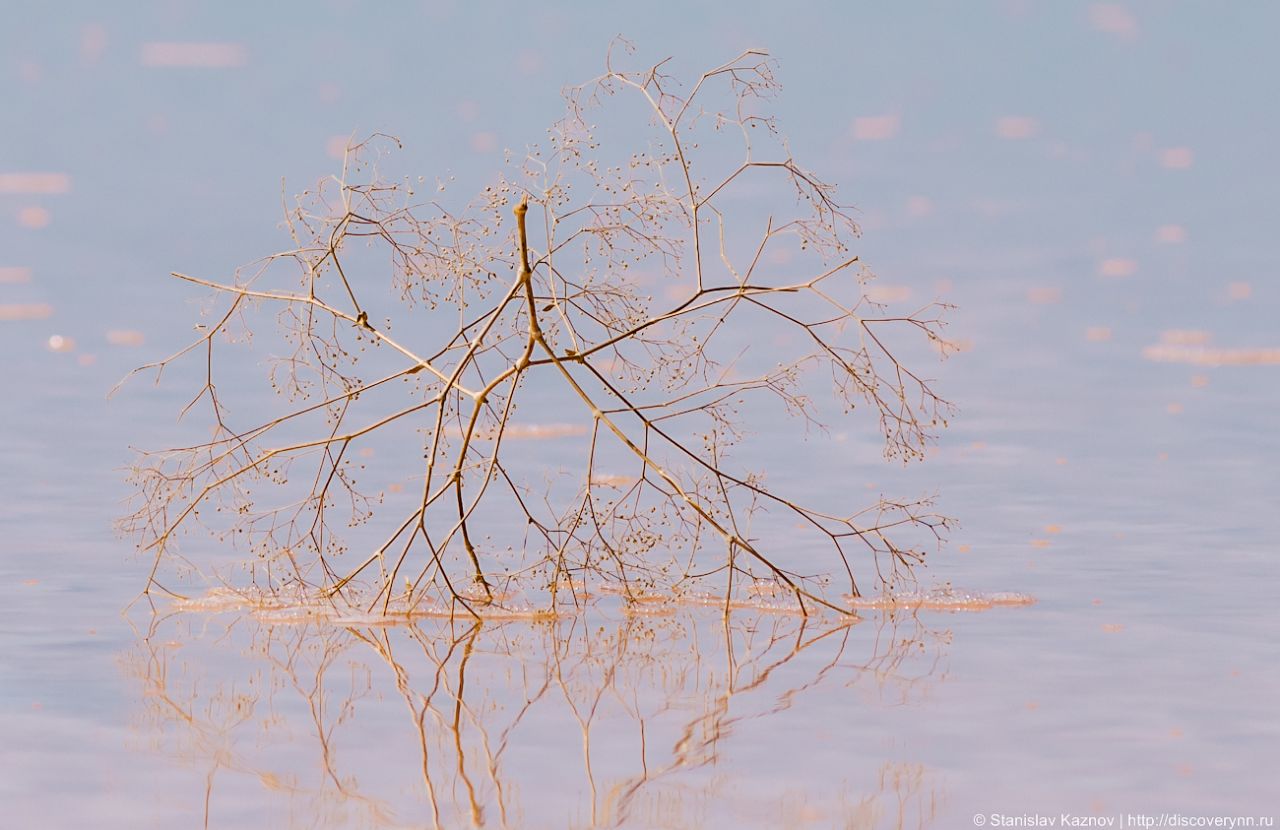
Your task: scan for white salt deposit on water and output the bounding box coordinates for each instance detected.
[167,582,1035,624]
[169,585,565,624]
[845,587,1036,611]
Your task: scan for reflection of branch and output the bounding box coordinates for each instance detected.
[125,612,392,829]
[124,605,949,828]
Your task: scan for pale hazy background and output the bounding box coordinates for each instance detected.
[2,2,1277,826]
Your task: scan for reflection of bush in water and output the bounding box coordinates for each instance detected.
[124,607,949,828]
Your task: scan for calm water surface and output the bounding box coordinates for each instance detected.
[3,3,1278,827]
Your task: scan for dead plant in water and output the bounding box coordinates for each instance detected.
[120,45,954,617]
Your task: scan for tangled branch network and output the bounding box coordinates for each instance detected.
[121,45,955,618]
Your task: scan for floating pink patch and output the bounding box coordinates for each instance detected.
[0,303,53,321]
[80,24,108,63]
[905,196,934,218]
[1098,258,1137,278]
[996,116,1039,140]
[1160,147,1194,169]
[1160,329,1211,346]
[1027,286,1062,305]
[517,49,543,74]
[865,284,912,304]
[1144,344,1280,367]
[469,132,498,153]
[0,173,70,194]
[326,135,351,160]
[106,329,146,347]
[1089,4,1138,37]
[852,115,900,141]
[17,207,51,229]
[140,42,248,68]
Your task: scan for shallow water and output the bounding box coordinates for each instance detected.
[4,4,1279,828]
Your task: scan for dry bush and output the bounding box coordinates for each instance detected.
[120,43,953,617]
